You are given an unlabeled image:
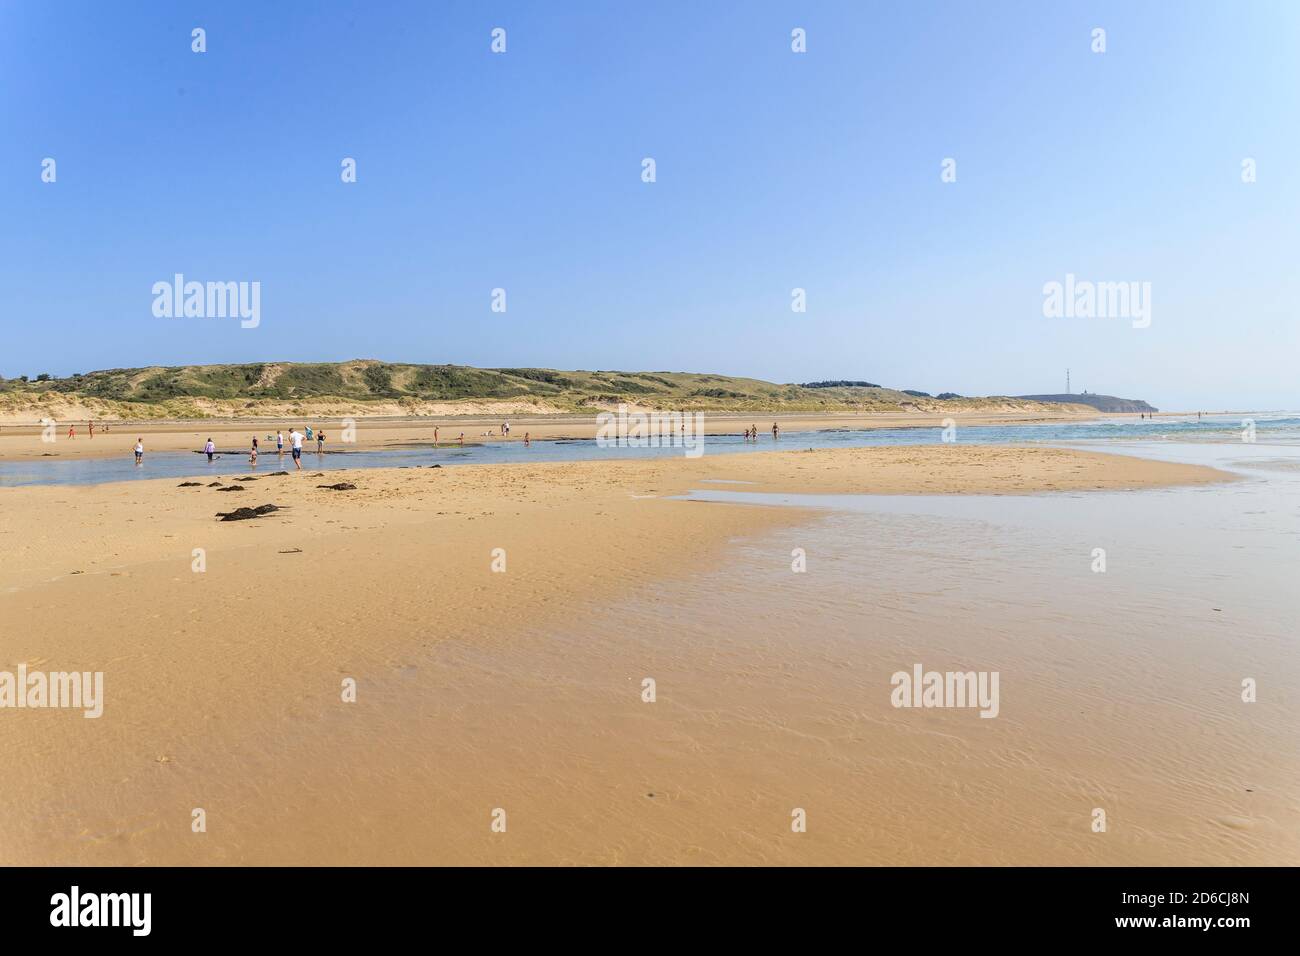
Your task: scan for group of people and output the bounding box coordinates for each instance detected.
[177,427,323,470]
[439,422,529,446]
[66,420,109,438]
[243,428,321,468]
[128,420,546,469]
[743,423,780,441]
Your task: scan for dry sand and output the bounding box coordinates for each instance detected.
[0,446,1247,865]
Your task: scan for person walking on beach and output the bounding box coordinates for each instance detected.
[276,430,284,455]
[289,427,304,469]
[772,422,779,439]
[458,433,465,445]
[134,438,144,464]
[88,421,94,439]
[68,424,75,439]
[205,438,215,462]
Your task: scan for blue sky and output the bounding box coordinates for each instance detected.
[2,0,1297,409]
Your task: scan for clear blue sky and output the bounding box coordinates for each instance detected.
[2,1,1297,409]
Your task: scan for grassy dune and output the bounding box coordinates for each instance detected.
[0,359,1072,420]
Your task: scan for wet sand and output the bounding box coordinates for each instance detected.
[0,445,1265,866]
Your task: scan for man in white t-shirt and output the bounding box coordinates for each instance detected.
[289,428,304,469]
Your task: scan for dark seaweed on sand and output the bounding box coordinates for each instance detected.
[216,504,283,522]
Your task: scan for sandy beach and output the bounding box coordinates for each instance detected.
[5,443,1276,867]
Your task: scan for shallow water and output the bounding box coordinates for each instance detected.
[4,412,1299,488]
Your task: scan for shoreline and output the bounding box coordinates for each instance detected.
[0,409,1102,462]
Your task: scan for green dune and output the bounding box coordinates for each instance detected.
[0,360,1073,419]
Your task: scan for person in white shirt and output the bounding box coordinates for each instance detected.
[289,428,304,469]
[204,438,216,462]
[134,438,144,464]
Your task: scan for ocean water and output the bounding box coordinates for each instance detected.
[3,412,1299,488]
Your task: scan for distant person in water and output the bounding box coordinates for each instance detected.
[290,428,304,469]
[433,426,439,445]
[250,437,259,464]
[524,432,530,446]
[317,431,325,453]
[772,422,779,438]
[134,438,144,463]
[276,430,284,454]
[205,438,215,462]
